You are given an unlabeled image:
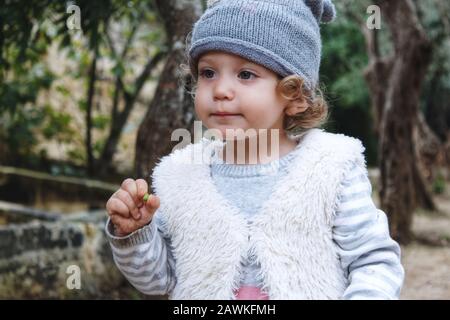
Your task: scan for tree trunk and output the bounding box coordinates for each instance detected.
[374,0,432,244]
[94,51,165,177]
[86,43,98,177]
[413,112,446,210]
[134,0,203,178]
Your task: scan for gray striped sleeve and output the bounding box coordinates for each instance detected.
[105,212,176,296]
[333,162,405,300]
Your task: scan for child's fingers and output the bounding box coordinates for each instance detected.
[110,214,134,235]
[144,194,160,211]
[137,205,155,225]
[106,197,130,218]
[121,178,139,204]
[140,195,159,218]
[110,212,151,235]
[115,189,140,220]
[135,179,148,206]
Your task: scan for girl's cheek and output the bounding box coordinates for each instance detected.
[194,91,209,119]
[194,86,204,105]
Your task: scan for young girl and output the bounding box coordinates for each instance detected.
[105,0,404,300]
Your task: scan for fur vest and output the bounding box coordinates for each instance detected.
[151,128,367,299]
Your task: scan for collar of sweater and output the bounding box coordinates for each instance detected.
[209,131,311,177]
[210,142,302,177]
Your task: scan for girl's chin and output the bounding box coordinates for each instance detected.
[218,129,259,141]
[203,123,261,140]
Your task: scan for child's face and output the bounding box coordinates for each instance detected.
[195,51,289,140]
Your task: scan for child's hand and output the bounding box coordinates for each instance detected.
[106,178,160,237]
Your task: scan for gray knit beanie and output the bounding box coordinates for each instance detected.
[188,0,336,90]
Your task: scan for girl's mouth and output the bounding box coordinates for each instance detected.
[211,113,242,117]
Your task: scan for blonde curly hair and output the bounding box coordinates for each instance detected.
[277,75,329,137]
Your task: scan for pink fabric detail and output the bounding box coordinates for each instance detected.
[234,286,269,300]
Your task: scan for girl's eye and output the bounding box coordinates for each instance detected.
[238,70,257,80]
[199,69,256,80]
[199,69,215,79]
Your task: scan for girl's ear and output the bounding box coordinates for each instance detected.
[285,99,309,116]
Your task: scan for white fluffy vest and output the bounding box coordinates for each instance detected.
[151,128,367,300]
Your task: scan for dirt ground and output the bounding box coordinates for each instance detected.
[362,168,450,300]
[398,193,450,299]
[372,183,450,300]
[401,244,450,299]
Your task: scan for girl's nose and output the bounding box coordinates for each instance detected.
[213,77,235,101]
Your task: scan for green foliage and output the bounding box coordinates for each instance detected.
[0,1,57,69]
[41,105,76,143]
[432,173,446,195]
[92,115,110,130]
[0,60,55,159]
[54,85,70,98]
[0,54,55,115]
[331,68,369,107]
[321,18,369,109]
[92,139,106,158]
[1,0,164,173]
[2,107,46,159]
[112,62,125,78]
[320,15,377,165]
[67,147,86,164]
[416,0,450,140]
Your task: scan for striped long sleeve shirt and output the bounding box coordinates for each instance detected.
[106,150,405,299]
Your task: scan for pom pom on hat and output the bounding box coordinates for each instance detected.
[207,0,336,23]
[304,0,336,23]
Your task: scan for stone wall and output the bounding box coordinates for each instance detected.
[0,211,160,299]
